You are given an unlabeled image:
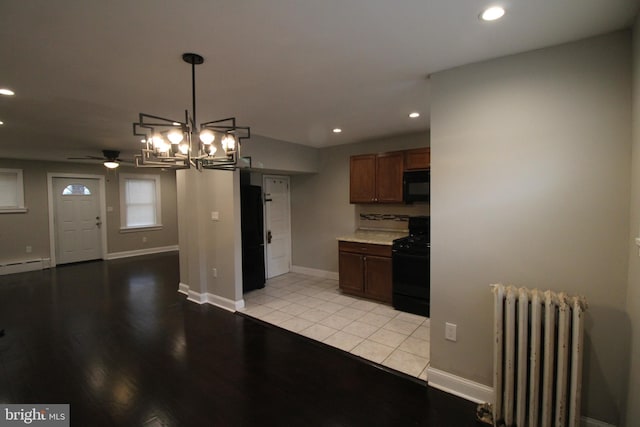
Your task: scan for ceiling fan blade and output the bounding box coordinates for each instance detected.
[67,156,104,160]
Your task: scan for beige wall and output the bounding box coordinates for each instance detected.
[177,168,242,302]
[430,31,631,424]
[242,134,319,174]
[625,16,640,426]
[0,159,178,263]
[290,131,429,272]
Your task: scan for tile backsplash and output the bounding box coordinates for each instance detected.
[359,213,410,222]
[356,204,429,231]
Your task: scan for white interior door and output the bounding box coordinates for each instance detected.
[264,176,291,279]
[53,177,103,264]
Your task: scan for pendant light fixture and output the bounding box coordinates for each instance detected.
[133,53,250,170]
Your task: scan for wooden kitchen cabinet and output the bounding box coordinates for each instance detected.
[338,241,392,303]
[349,151,404,203]
[404,147,430,170]
[363,255,392,302]
[338,251,365,294]
[349,154,376,203]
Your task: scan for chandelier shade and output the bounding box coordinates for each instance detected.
[133,53,250,170]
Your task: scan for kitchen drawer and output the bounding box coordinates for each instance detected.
[338,241,392,257]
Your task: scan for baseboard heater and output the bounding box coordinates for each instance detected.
[0,258,50,275]
[484,284,588,427]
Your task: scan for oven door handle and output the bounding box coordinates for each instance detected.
[392,251,429,260]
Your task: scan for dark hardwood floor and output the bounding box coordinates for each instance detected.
[0,253,480,426]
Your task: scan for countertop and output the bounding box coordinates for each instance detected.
[337,228,409,246]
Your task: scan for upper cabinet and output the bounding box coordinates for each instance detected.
[404,147,430,170]
[349,154,377,203]
[350,147,429,204]
[350,151,404,203]
[375,152,404,202]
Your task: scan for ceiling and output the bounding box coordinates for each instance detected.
[0,0,638,163]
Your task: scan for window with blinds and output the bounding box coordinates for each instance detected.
[0,168,26,213]
[119,174,162,229]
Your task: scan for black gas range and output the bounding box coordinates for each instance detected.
[392,216,430,317]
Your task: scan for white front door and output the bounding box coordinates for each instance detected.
[53,177,103,264]
[264,176,291,279]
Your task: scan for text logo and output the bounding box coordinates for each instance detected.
[0,405,69,426]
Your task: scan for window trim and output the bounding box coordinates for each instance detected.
[119,173,163,231]
[0,168,27,213]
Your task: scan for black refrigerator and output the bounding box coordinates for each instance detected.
[240,185,266,292]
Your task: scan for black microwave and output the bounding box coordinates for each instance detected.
[403,170,430,203]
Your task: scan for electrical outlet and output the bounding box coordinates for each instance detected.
[142,236,147,243]
[211,211,219,221]
[25,245,32,253]
[445,322,457,342]
[212,268,217,277]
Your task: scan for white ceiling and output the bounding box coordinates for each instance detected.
[0,0,638,162]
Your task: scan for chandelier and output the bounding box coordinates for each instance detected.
[133,53,250,170]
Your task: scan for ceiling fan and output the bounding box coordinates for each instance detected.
[68,150,128,169]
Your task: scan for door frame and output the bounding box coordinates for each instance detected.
[262,174,292,279]
[47,173,108,267]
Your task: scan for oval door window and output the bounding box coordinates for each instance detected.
[62,184,91,195]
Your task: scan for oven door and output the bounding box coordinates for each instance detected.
[392,250,430,316]
[392,251,430,299]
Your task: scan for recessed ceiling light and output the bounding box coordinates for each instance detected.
[0,121,4,125]
[0,88,15,96]
[333,128,342,133]
[480,6,505,21]
[409,112,420,118]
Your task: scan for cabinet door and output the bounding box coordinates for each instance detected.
[405,147,430,170]
[339,251,364,295]
[364,255,392,303]
[350,154,376,203]
[375,151,404,203]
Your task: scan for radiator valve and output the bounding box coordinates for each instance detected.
[476,403,493,425]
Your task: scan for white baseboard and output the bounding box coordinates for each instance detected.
[178,282,189,296]
[105,245,179,260]
[427,367,616,427]
[186,290,206,304]
[427,367,493,404]
[291,265,338,281]
[0,258,51,275]
[207,293,245,312]
[180,283,244,312]
[581,418,616,427]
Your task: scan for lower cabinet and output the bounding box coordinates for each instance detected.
[338,241,392,303]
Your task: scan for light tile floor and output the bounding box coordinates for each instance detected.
[240,272,430,381]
